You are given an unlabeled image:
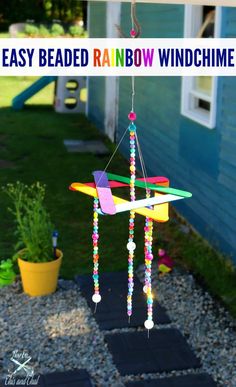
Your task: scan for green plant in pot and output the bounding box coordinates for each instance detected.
[3,182,62,296]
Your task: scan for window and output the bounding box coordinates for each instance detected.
[181,5,221,129]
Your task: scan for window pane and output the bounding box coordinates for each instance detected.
[195,76,212,96]
[202,7,215,38]
[199,99,211,111]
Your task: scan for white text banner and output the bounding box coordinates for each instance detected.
[0,38,236,76]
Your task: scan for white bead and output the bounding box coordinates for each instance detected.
[144,319,154,330]
[92,294,101,303]
[143,285,147,293]
[127,242,136,251]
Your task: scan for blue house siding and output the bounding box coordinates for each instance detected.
[120,3,184,38]
[117,3,184,175]
[88,4,236,264]
[88,2,106,131]
[222,7,236,37]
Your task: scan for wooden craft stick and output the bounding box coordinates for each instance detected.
[107,173,192,198]
[70,182,168,222]
[114,194,183,213]
[84,176,168,189]
[93,171,116,215]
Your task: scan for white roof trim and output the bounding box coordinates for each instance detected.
[89,0,236,7]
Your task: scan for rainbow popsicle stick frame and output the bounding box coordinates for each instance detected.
[70,171,192,222]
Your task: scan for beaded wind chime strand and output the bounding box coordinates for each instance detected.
[91,0,155,332]
[126,1,138,322]
[92,197,101,311]
[69,0,192,332]
[136,128,155,331]
[127,103,154,332]
[127,115,137,321]
[126,1,154,332]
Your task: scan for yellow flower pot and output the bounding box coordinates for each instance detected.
[18,249,63,297]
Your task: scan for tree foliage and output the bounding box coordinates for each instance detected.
[0,0,86,27]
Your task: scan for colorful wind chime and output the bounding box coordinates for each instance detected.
[70,0,192,332]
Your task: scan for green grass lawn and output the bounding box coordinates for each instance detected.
[0,77,147,279]
[0,32,9,38]
[0,76,235,317]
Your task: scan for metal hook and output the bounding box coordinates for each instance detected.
[116,0,141,38]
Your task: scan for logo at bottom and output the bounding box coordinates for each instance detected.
[4,350,40,386]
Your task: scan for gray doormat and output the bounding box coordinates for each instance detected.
[64,139,109,155]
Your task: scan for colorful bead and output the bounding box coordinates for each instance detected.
[130,28,136,37]
[128,111,137,121]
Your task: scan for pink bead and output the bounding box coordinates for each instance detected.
[130,29,136,37]
[128,111,137,121]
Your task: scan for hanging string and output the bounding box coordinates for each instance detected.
[135,131,149,182]
[95,125,130,188]
[131,0,135,30]
[116,0,141,38]
[131,77,135,113]
[135,131,148,192]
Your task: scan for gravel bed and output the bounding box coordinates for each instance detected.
[0,269,235,387]
[136,264,236,387]
[0,280,121,387]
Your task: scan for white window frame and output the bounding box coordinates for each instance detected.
[181,5,222,129]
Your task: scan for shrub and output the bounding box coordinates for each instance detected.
[69,25,84,37]
[24,24,39,37]
[82,30,88,38]
[39,24,50,38]
[51,23,64,37]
